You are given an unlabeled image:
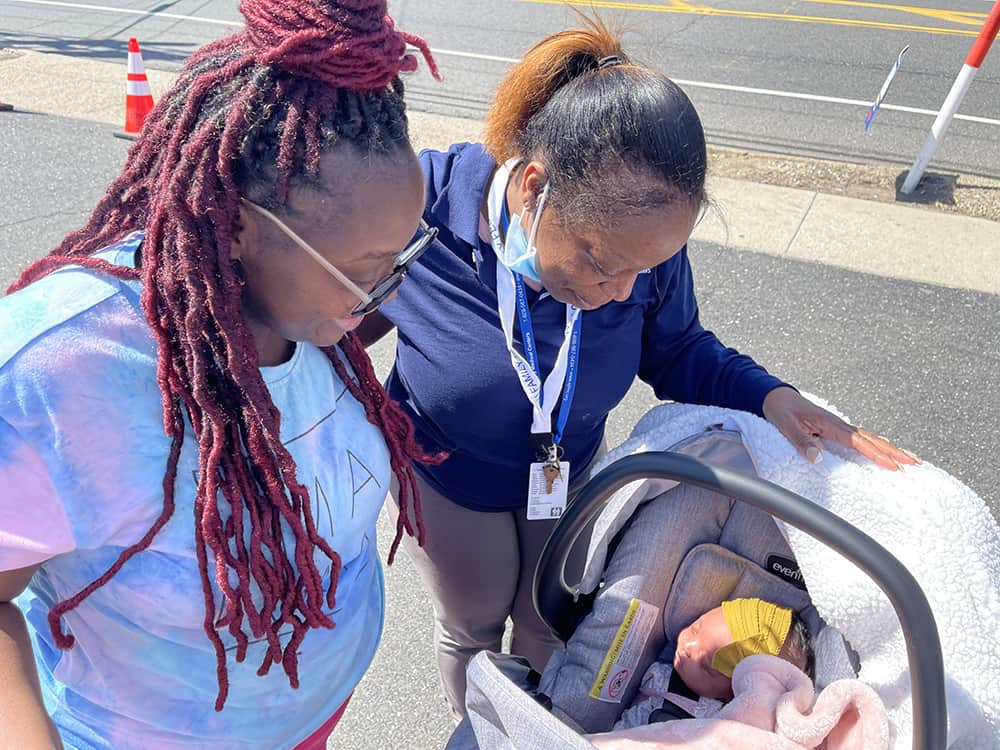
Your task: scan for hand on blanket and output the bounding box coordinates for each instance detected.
[761,387,918,471]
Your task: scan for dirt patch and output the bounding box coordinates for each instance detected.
[708,146,1000,223]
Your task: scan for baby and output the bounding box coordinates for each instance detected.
[615,597,814,729]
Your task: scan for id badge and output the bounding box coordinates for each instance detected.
[526,461,570,520]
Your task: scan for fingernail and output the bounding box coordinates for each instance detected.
[806,446,823,464]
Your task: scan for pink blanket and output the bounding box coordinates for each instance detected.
[586,655,889,750]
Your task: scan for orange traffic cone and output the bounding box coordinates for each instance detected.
[124,37,154,135]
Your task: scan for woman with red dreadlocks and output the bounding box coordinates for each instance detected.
[0,1,440,748]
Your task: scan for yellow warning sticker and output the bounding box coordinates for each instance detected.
[589,598,659,703]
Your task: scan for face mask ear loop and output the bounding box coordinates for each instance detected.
[525,181,551,255]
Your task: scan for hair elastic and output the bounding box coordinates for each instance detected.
[597,54,623,69]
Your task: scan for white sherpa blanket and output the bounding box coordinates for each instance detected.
[579,399,1000,749]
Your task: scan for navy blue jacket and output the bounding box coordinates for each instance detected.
[382,143,786,511]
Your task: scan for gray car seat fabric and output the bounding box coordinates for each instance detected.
[536,478,817,734]
[577,428,756,595]
[537,481,733,733]
[663,543,813,643]
[813,623,861,690]
[457,653,594,750]
[450,430,842,748]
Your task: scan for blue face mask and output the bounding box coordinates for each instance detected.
[498,182,551,284]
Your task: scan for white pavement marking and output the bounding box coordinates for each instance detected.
[664,77,1000,127]
[4,0,242,25]
[427,47,1000,127]
[4,0,1000,128]
[418,46,520,64]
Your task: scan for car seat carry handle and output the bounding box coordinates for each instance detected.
[533,451,947,750]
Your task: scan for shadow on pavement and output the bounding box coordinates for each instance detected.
[0,33,195,67]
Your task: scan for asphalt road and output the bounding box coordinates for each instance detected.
[2,104,998,747]
[1,0,999,179]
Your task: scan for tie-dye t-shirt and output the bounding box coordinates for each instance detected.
[0,234,391,749]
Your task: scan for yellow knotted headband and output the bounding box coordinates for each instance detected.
[710,598,793,678]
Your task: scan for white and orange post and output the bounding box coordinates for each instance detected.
[124,37,155,135]
[901,0,1000,194]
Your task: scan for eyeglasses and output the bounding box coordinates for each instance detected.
[239,198,438,317]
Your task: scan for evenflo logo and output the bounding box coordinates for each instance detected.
[767,555,808,591]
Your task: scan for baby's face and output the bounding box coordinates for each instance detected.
[673,606,735,701]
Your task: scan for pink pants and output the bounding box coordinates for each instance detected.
[292,695,351,750]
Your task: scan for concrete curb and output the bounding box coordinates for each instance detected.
[2,49,997,295]
[696,179,1000,294]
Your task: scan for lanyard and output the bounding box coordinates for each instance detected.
[487,164,582,443]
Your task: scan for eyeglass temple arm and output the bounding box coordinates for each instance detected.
[239,198,373,304]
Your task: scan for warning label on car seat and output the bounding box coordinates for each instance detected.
[589,598,659,703]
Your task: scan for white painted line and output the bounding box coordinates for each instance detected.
[4,0,241,26]
[423,46,519,64]
[667,77,1000,126]
[430,47,1000,127]
[4,0,1000,127]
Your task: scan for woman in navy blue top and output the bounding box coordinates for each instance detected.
[359,21,916,718]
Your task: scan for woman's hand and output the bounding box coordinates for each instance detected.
[761,386,919,471]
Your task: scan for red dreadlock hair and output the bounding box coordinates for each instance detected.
[8,0,443,711]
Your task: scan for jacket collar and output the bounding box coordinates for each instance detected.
[433,142,498,251]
